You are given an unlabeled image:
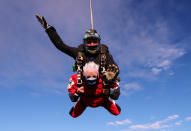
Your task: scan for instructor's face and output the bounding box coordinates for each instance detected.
[85,39,99,47]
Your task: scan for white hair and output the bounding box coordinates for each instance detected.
[83,62,99,76]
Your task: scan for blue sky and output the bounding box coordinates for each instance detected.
[0,0,191,131]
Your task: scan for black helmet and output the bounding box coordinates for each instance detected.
[83,29,101,55]
[83,29,101,41]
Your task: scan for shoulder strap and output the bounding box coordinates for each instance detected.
[100,45,107,75]
[100,44,108,54]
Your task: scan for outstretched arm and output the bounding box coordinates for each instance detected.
[45,26,78,59]
[35,14,78,59]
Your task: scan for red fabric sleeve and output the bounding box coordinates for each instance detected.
[67,75,78,95]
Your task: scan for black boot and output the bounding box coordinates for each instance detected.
[116,104,121,113]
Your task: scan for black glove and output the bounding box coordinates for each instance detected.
[103,64,119,83]
[35,14,49,29]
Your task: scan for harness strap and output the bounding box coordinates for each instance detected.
[76,52,84,87]
[75,45,108,87]
[100,54,106,74]
[100,46,107,75]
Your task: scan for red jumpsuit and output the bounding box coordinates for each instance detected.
[68,74,121,118]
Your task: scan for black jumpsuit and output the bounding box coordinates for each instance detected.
[45,26,119,71]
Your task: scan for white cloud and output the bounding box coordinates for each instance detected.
[121,83,141,95]
[174,120,183,126]
[166,115,179,121]
[130,124,170,130]
[157,60,171,70]
[127,69,157,80]
[102,1,186,79]
[107,118,132,126]
[124,83,141,90]
[185,116,191,121]
[113,115,191,131]
[152,68,162,75]
[118,37,185,79]
[128,115,179,130]
[147,47,185,70]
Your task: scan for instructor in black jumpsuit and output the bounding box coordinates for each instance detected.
[35,14,119,84]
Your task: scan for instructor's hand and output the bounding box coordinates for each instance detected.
[35,14,49,29]
[104,64,119,83]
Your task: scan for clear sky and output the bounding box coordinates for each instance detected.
[0,0,191,131]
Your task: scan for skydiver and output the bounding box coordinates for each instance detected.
[68,62,121,118]
[35,14,120,86]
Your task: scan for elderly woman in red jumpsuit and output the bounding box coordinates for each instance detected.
[68,62,121,118]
